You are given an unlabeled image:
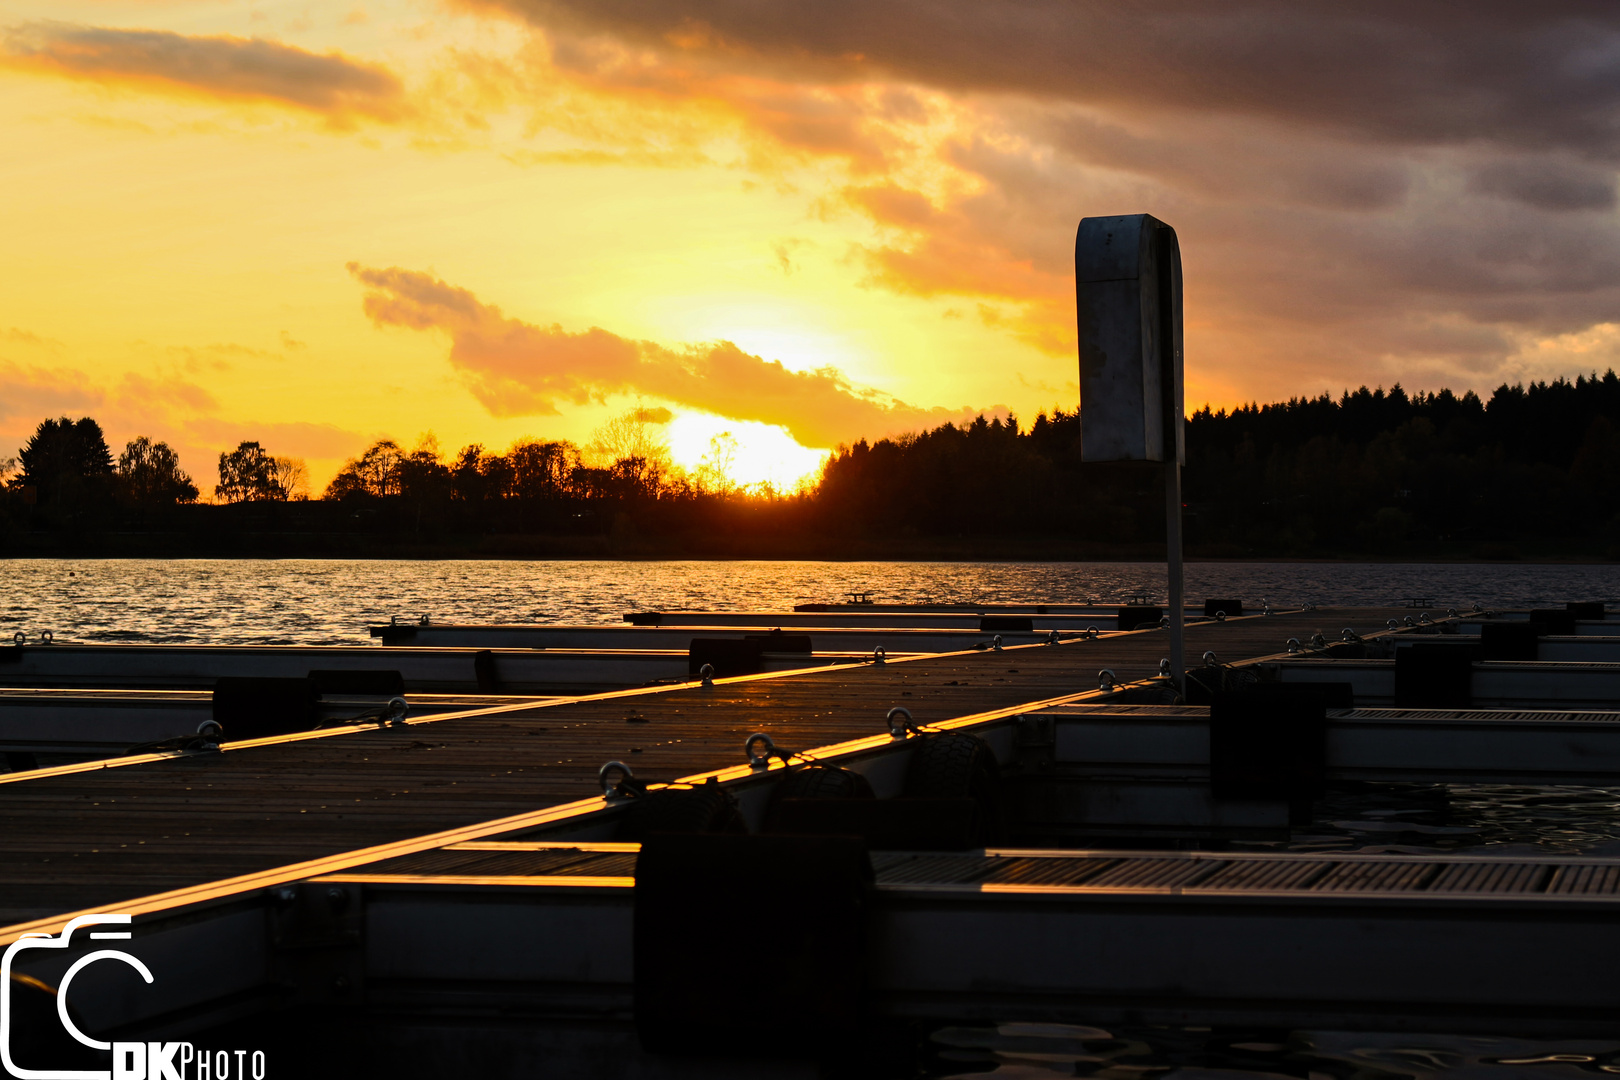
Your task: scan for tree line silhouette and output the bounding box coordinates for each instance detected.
[3,371,1617,557]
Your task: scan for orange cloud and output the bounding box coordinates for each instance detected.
[349,263,1001,446]
[0,361,103,425]
[2,23,405,121]
[3,327,63,351]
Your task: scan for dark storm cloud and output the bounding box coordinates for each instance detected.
[1468,159,1617,211]
[477,0,1620,155]
[1039,111,1415,212]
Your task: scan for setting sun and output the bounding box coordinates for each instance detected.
[664,411,828,492]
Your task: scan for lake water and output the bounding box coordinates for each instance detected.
[4,558,1616,646]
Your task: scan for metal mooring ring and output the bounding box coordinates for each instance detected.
[872,645,886,665]
[1098,669,1117,691]
[384,697,409,725]
[1203,651,1218,668]
[886,706,916,739]
[598,760,634,798]
[1287,637,1303,654]
[992,634,1003,651]
[699,663,715,687]
[11,631,22,647]
[745,732,776,769]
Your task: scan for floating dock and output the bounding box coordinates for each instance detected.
[5,602,1620,1072]
[0,607,1406,924]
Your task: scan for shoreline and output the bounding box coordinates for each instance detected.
[1,537,1615,566]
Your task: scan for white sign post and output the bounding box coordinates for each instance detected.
[1075,213,1186,690]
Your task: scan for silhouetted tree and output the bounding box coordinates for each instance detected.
[509,439,576,501]
[588,409,672,498]
[216,441,284,502]
[15,416,114,524]
[325,440,403,500]
[450,444,490,504]
[116,437,198,506]
[695,432,739,496]
[270,457,309,500]
[394,436,453,532]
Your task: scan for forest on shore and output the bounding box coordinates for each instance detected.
[3,371,1618,560]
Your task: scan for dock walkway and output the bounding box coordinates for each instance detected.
[0,607,1417,924]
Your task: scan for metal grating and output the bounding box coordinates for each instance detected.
[1427,861,1548,894]
[359,848,636,878]
[979,856,1120,888]
[450,850,636,877]
[1547,864,1620,895]
[878,854,1004,886]
[338,846,1620,904]
[1310,861,1438,893]
[356,849,510,875]
[1081,858,1214,891]
[869,851,919,875]
[1352,708,1620,723]
[1190,859,1329,892]
[1052,705,1211,717]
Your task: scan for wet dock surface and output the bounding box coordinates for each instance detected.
[0,607,1419,925]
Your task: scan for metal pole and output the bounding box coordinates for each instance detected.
[1166,458,1185,693]
[1154,223,1185,695]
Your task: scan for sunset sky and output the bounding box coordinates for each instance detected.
[4,2,1619,492]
